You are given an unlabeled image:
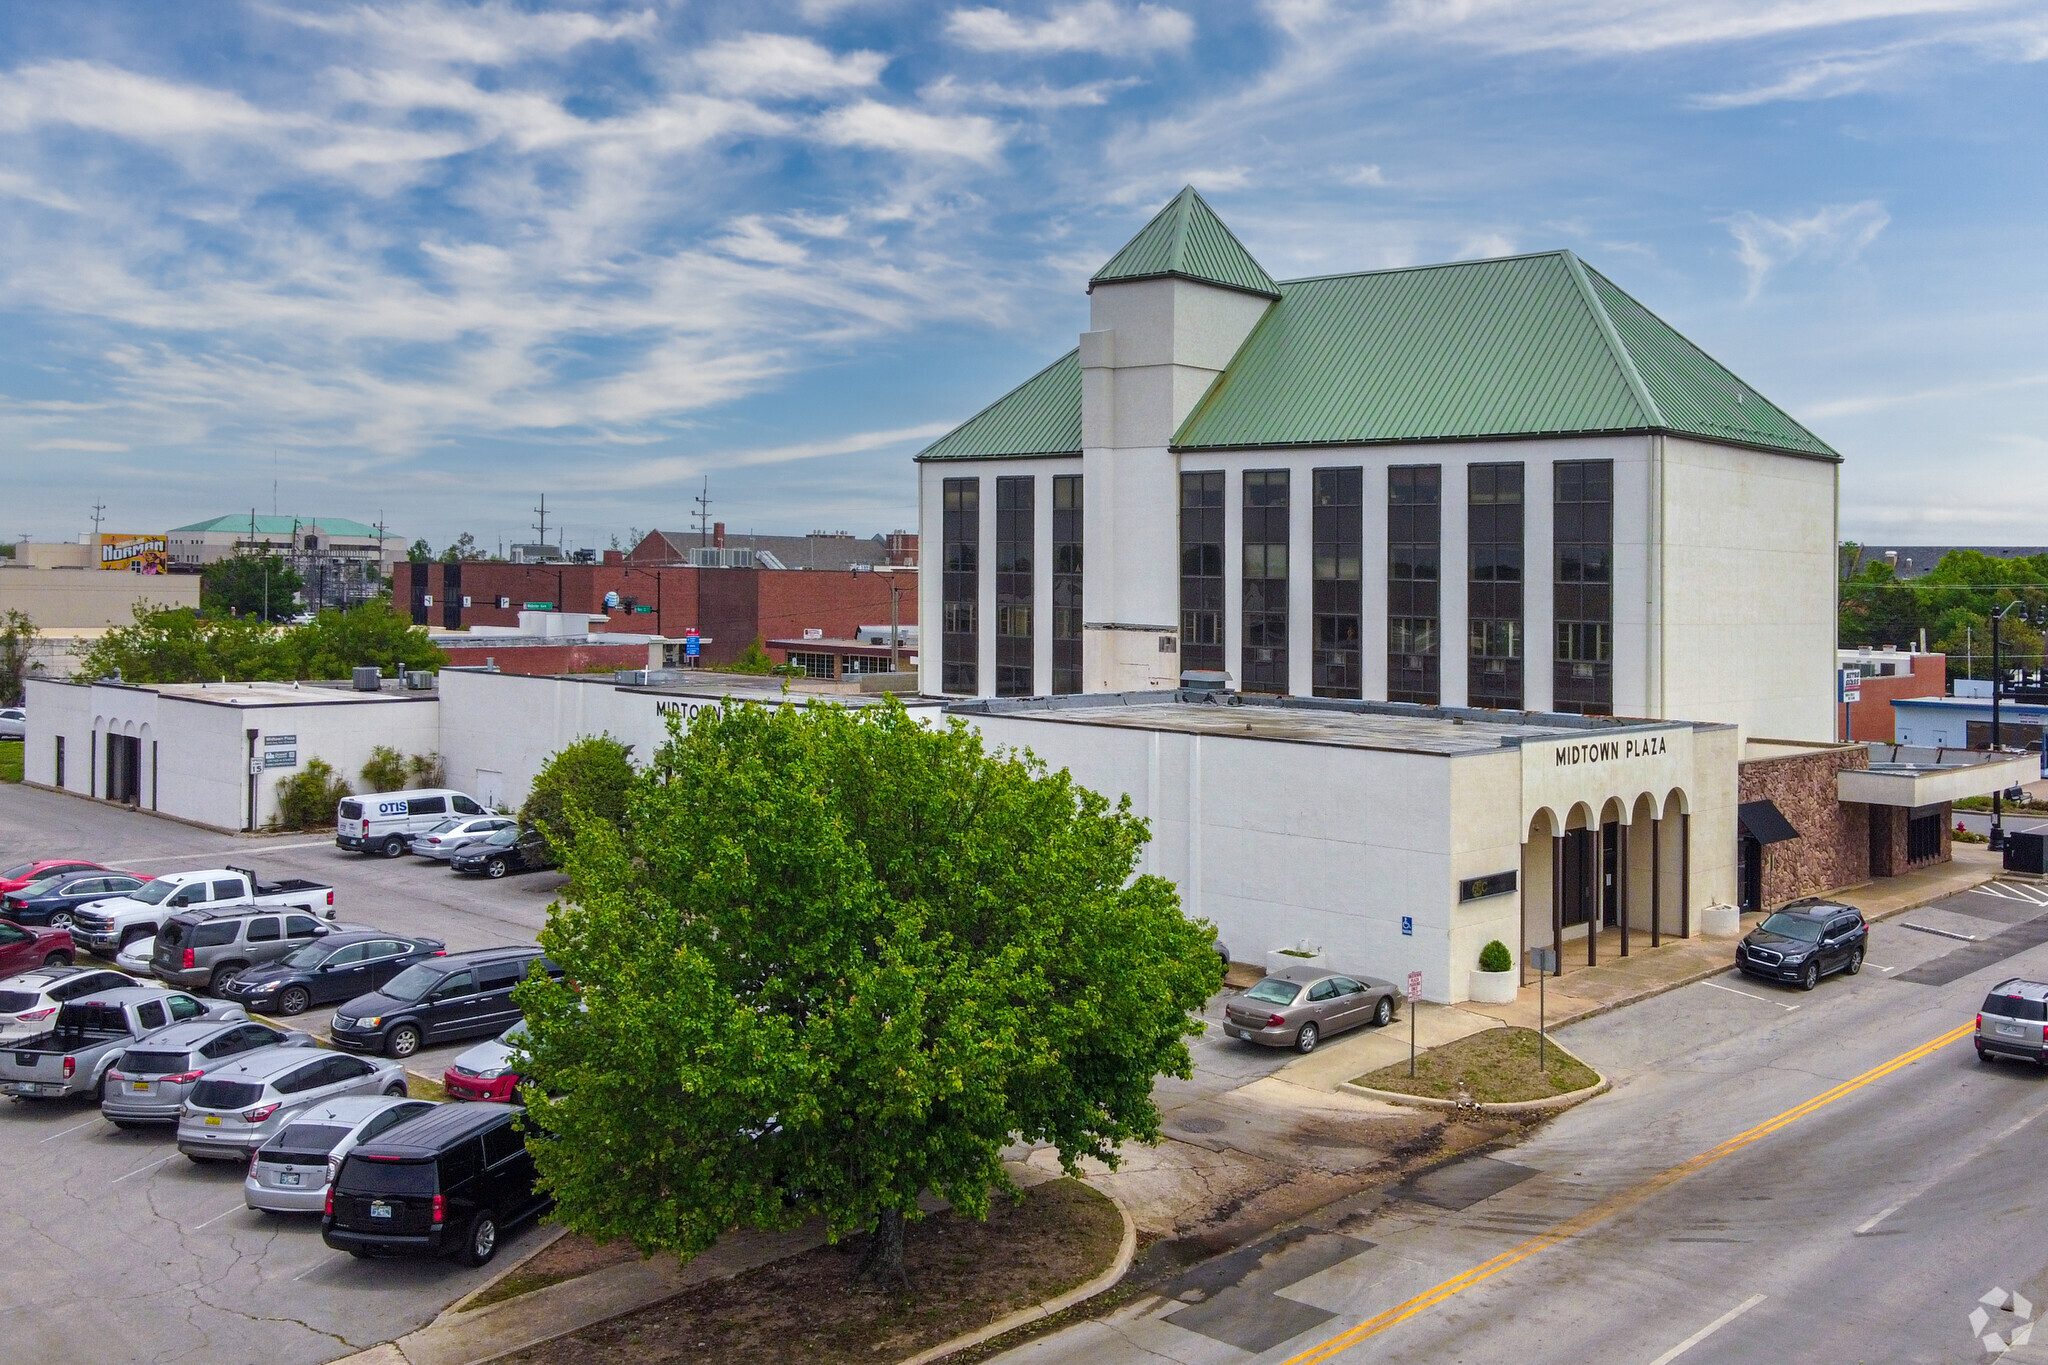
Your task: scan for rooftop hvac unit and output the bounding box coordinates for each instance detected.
[352,666,382,691]
[615,669,651,686]
[402,670,434,690]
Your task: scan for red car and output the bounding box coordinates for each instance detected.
[0,920,76,974]
[0,860,106,895]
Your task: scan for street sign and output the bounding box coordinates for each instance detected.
[1841,689,1861,703]
[1528,946,1557,973]
[262,750,297,769]
[1406,971,1423,1003]
[684,629,701,659]
[1400,916,1413,937]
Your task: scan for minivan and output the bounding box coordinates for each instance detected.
[337,790,489,859]
[324,1103,551,1265]
[327,946,559,1059]
[1977,978,2048,1065]
[153,907,336,993]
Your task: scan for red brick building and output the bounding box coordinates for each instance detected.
[396,552,914,670]
[1840,648,1945,741]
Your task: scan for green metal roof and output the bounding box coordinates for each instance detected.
[917,350,1082,461]
[1091,186,1280,299]
[170,514,391,536]
[1175,251,1837,459]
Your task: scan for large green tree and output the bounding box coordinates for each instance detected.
[74,601,444,684]
[515,698,1217,1288]
[201,551,304,622]
[521,734,635,850]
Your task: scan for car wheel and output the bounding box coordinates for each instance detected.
[1799,963,1819,991]
[1373,996,1393,1027]
[380,835,408,859]
[384,1024,421,1059]
[277,986,312,1016]
[1978,1048,1996,1063]
[1844,947,1864,976]
[42,950,71,967]
[384,1080,408,1097]
[485,858,508,879]
[461,1211,500,1267]
[210,964,242,995]
[1295,1022,1319,1054]
[49,911,74,930]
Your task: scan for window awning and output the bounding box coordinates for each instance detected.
[1738,799,1800,845]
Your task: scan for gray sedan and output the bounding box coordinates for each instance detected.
[1221,966,1399,1054]
[177,1047,410,1161]
[412,816,516,861]
[101,1019,316,1126]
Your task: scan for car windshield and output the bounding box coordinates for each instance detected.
[1758,913,1825,942]
[380,964,443,1002]
[128,879,179,906]
[281,942,332,969]
[0,991,41,1012]
[1244,979,1302,1005]
[1,863,37,881]
[262,1122,354,1162]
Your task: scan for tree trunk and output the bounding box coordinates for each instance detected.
[849,1207,910,1293]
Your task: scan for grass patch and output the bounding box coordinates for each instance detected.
[466,1228,639,1310]
[0,743,21,784]
[1357,1026,1599,1104]
[499,1178,1122,1365]
[403,1071,449,1102]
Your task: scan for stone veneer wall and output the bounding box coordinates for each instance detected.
[1739,746,1872,908]
[1868,801,1953,877]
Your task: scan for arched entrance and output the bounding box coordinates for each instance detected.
[1521,787,1692,976]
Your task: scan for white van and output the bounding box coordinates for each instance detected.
[336,789,490,858]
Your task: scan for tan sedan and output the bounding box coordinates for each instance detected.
[1221,965,1400,1054]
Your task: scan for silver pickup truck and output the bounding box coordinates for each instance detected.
[0,988,245,1100]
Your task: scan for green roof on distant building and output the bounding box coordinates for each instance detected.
[169,515,394,537]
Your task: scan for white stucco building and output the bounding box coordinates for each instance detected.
[916,187,1840,744]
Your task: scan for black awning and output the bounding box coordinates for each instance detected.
[1738,799,1800,845]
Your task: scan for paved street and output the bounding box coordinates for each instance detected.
[0,781,566,1365]
[994,878,2048,1365]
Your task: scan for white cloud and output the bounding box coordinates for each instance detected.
[1458,231,1517,260]
[1723,200,1889,300]
[275,2,658,66]
[946,1,1194,55]
[0,60,294,139]
[575,421,957,491]
[1342,164,1387,186]
[694,33,888,98]
[31,438,129,452]
[1371,0,2005,58]
[815,101,1005,162]
[0,167,77,211]
[1690,49,1904,106]
[921,73,1141,107]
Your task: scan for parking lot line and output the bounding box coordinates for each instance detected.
[192,1203,247,1231]
[110,840,337,865]
[110,1154,176,1184]
[39,1115,107,1143]
[294,1254,346,1282]
[1855,1204,1901,1235]
[1701,979,1799,1011]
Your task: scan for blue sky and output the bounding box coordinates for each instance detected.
[0,1,2042,552]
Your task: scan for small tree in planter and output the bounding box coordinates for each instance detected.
[1470,939,1517,1003]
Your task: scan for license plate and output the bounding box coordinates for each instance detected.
[204,1115,221,1126]
[277,1172,302,1187]
[1999,1023,2025,1037]
[370,1200,393,1220]
[131,1081,149,1092]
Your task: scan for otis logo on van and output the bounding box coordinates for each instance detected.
[1553,735,1669,767]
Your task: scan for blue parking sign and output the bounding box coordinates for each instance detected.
[684,632,700,658]
[1401,916,1412,937]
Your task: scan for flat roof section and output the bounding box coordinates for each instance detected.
[953,692,1696,758]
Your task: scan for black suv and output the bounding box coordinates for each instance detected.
[1735,898,1868,990]
[217,929,446,1017]
[327,945,559,1059]
[323,1103,550,1265]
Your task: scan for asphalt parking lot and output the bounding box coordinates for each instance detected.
[0,781,565,1365]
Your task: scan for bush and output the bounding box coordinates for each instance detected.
[522,735,635,857]
[726,635,775,674]
[275,758,351,831]
[1478,940,1513,973]
[360,746,444,792]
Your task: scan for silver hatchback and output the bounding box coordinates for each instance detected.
[1977,978,2048,1065]
[177,1047,409,1161]
[245,1095,438,1212]
[1221,965,1401,1053]
[102,1019,316,1125]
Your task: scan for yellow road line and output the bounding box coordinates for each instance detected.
[1277,1020,1974,1365]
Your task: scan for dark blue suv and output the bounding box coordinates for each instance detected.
[1736,899,1868,990]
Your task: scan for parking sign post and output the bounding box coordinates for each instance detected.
[1527,947,1557,1071]
[1406,971,1423,1077]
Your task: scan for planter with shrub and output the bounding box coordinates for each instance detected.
[1469,938,1518,1003]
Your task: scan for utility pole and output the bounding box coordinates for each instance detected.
[693,477,712,548]
[89,502,107,544]
[1989,601,2038,852]
[532,495,549,555]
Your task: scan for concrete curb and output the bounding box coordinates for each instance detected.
[895,1182,1137,1365]
[446,1222,572,1316]
[1338,1075,1610,1116]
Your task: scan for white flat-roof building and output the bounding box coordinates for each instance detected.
[916,187,1839,744]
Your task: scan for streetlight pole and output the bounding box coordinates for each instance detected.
[1990,600,2037,852]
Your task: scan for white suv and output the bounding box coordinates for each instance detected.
[336,790,489,859]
